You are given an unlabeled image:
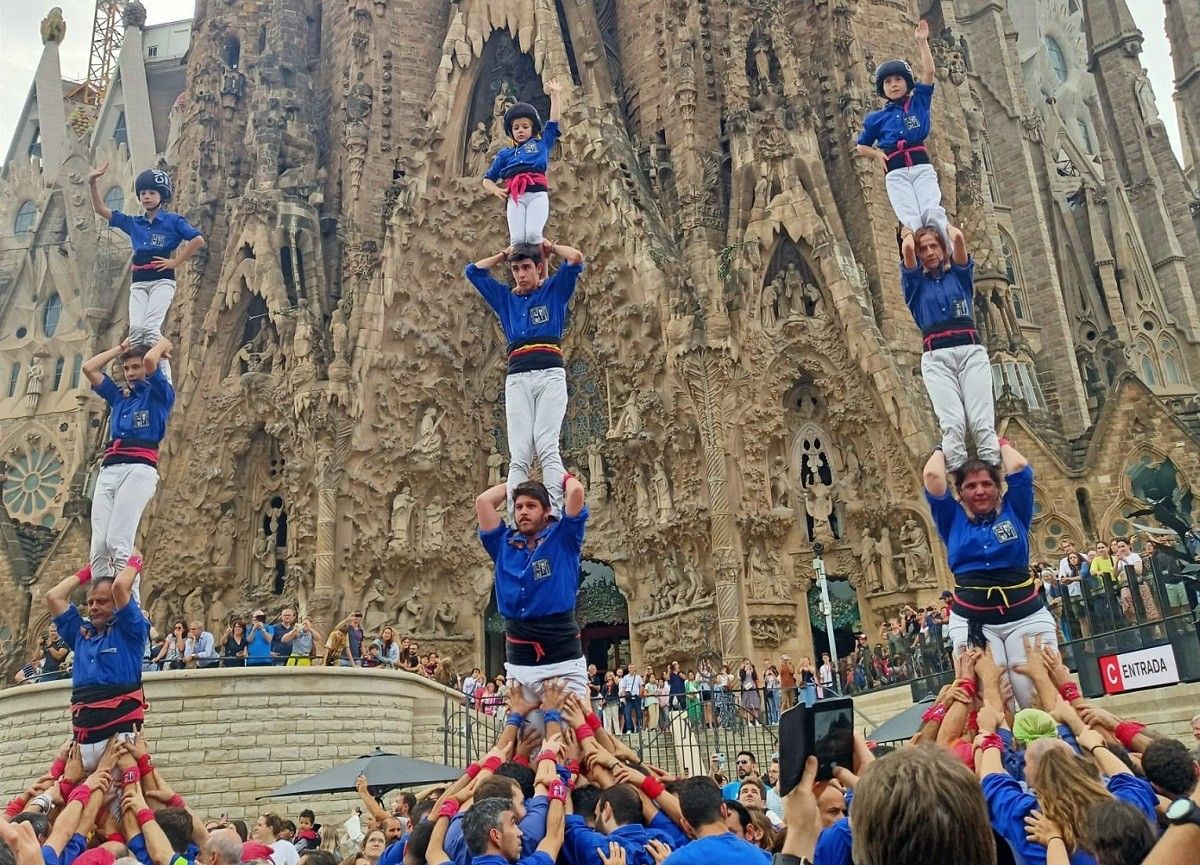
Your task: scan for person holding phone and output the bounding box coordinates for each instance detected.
[923,436,1055,709]
[245,610,275,667]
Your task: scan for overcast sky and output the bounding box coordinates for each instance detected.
[0,0,1185,164]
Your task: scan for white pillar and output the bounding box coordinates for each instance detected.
[33,11,69,184]
[116,21,157,167]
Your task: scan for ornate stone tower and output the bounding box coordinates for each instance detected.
[1164,0,1200,191]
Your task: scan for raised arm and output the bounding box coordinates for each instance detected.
[476,482,507,533]
[46,566,89,618]
[473,250,510,271]
[950,224,969,266]
[547,80,563,124]
[82,340,129,387]
[923,447,949,498]
[355,774,390,825]
[113,556,141,612]
[141,338,172,377]
[545,240,583,266]
[88,164,113,221]
[563,475,585,518]
[1000,438,1028,476]
[915,21,935,84]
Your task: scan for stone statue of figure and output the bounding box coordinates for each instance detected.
[396,589,421,634]
[859,529,881,592]
[769,455,791,510]
[785,265,806,318]
[634,466,653,526]
[1134,73,1159,126]
[389,486,415,548]
[293,316,314,360]
[608,393,643,440]
[805,481,834,539]
[416,408,445,458]
[25,356,44,397]
[486,450,506,487]
[802,282,823,317]
[878,526,900,592]
[491,81,513,143]
[761,277,779,330]
[652,460,675,522]
[469,122,492,176]
[753,35,773,93]
[423,500,449,550]
[587,443,608,503]
[900,516,932,581]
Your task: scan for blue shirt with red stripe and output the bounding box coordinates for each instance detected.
[857,82,934,153]
[901,256,975,334]
[926,464,1034,576]
[464,260,584,374]
[93,369,174,446]
[480,508,588,620]
[484,121,561,181]
[108,210,201,283]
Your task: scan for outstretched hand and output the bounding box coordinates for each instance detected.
[914,19,930,41]
[88,163,109,184]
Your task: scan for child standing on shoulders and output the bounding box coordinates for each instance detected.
[482,81,563,246]
[88,164,206,384]
[856,21,954,246]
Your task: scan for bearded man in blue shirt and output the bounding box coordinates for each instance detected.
[476,475,591,711]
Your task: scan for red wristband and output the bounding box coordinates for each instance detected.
[136,808,156,827]
[58,779,76,799]
[999,436,1011,448]
[1115,721,1146,750]
[465,763,481,779]
[126,555,144,573]
[5,797,27,818]
[921,704,948,724]
[574,724,595,742]
[75,565,92,585]
[566,759,581,776]
[481,755,503,773]
[640,776,665,799]
[1057,682,1081,703]
[976,733,1004,752]
[547,779,568,802]
[437,800,460,819]
[956,678,978,698]
[167,794,184,809]
[586,712,602,732]
[68,786,93,806]
[106,834,125,845]
[562,472,573,489]
[535,749,557,765]
[50,757,67,779]
[121,767,141,786]
[136,755,155,776]
[513,755,531,768]
[967,710,979,732]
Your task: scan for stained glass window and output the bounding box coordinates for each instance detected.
[3,446,64,522]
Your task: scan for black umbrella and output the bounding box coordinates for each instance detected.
[258,748,463,799]
[865,696,936,743]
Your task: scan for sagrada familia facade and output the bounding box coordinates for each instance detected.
[0,0,1198,676]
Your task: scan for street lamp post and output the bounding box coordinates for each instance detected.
[813,542,840,695]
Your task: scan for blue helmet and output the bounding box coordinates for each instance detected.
[503,102,543,139]
[135,168,173,202]
[874,59,915,98]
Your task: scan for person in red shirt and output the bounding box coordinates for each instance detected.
[778,654,796,710]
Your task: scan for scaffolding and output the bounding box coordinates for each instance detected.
[83,1,128,106]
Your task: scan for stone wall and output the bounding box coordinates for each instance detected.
[0,667,462,819]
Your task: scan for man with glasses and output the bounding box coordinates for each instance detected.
[721,751,758,799]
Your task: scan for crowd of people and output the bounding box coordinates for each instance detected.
[5,647,1200,865]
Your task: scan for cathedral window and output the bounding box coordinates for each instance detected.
[1045,37,1068,83]
[2,445,63,522]
[113,112,128,148]
[51,357,64,390]
[42,293,61,337]
[7,363,19,398]
[14,201,36,238]
[69,355,82,389]
[1134,336,1159,385]
[1160,335,1185,385]
[1076,118,1093,152]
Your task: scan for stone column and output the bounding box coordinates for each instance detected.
[33,9,70,183]
[311,446,342,628]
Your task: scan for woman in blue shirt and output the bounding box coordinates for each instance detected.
[924,438,1058,709]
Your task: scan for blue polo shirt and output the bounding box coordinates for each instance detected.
[857,82,934,153]
[54,594,147,688]
[464,261,584,373]
[927,464,1033,576]
[470,855,553,865]
[562,816,676,865]
[246,623,275,666]
[485,121,561,181]
[648,811,688,850]
[480,507,587,620]
[108,210,202,282]
[661,833,768,864]
[443,795,549,865]
[983,771,1156,865]
[94,370,174,445]
[813,817,852,865]
[900,257,975,333]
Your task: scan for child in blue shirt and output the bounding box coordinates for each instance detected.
[483,81,563,246]
[856,21,955,246]
[88,163,206,384]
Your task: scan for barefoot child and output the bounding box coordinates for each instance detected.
[482,81,563,246]
[856,21,953,245]
[88,164,205,384]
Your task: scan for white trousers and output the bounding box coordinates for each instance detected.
[91,464,158,586]
[921,344,999,470]
[505,367,567,516]
[506,191,550,246]
[504,655,590,734]
[129,278,175,383]
[885,163,949,243]
[948,607,1058,710]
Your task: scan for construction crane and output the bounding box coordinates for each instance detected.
[83,1,128,106]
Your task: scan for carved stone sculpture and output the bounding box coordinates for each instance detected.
[769,455,791,511]
[389,487,415,549]
[651,460,674,523]
[878,526,900,592]
[859,528,881,593]
[900,516,933,585]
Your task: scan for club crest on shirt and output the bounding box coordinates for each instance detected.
[523,142,540,154]
[954,298,970,317]
[993,520,1018,543]
[150,233,167,247]
[530,305,549,325]
[133,410,150,428]
[532,559,552,580]
[904,114,921,130]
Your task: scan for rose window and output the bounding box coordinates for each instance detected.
[4,446,64,525]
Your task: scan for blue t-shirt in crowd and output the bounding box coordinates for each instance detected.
[245,622,275,666]
[926,464,1034,576]
[484,121,561,181]
[813,817,853,865]
[662,833,768,864]
[480,507,588,621]
[857,82,934,153]
[94,369,174,445]
[562,815,676,865]
[901,256,975,333]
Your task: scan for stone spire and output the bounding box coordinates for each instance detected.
[32,7,70,182]
[1081,0,1142,65]
[1164,0,1200,185]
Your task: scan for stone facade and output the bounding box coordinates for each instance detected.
[0,0,1199,675]
[0,667,456,813]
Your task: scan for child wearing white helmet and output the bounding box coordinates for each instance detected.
[87,163,206,384]
[856,21,957,248]
[482,81,563,245]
